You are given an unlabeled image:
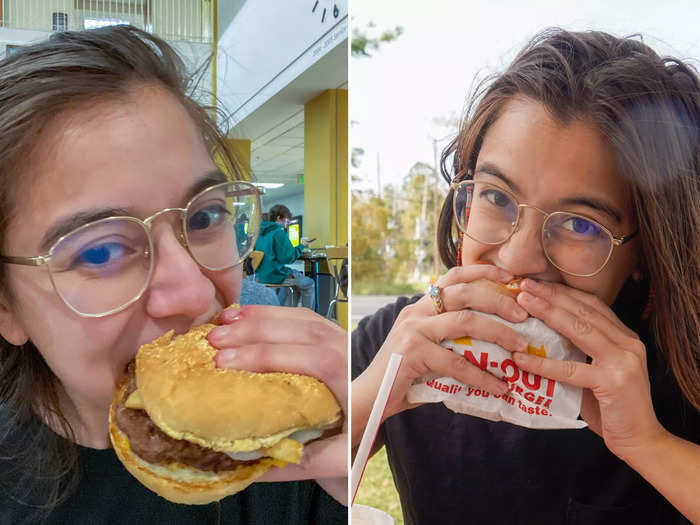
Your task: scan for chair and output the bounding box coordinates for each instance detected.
[325,246,348,321]
[249,250,264,275]
[250,250,296,306]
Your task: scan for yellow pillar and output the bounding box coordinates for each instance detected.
[304,89,348,329]
[211,0,218,106]
[215,138,251,181]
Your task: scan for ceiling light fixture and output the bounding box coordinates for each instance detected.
[253,183,285,189]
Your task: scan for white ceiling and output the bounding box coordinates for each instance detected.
[227,39,348,203]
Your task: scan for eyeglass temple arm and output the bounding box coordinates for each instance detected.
[613,229,639,246]
[0,254,48,266]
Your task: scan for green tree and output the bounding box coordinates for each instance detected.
[392,162,446,284]
[351,189,394,291]
[351,22,403,58]
[351,161,448,295]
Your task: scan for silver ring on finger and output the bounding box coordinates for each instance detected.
[428,283,446,314]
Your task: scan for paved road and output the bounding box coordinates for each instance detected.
[351,295,400,325]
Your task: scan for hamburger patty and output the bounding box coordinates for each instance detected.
[114,364,255,473]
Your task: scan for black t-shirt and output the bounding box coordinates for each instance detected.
[0,432,347,525]
[351,279,698,525]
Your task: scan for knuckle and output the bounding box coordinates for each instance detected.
[406,330,423,347]
[396,323,422,348]
[496,329,519,350]
[398,303,417,320]
[576,303,594,318]
[451,354,474,374]
[391,317,418,334]
[561,360,577,379]
[445,266,463,281]
[455,308,474,325]
[308,319,332,341]
[573,316,592,335]
[607,367,629,391]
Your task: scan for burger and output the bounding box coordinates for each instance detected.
[477,277,523,299]
[109,323,343,504]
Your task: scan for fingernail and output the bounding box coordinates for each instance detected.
[519,292,536,303]
[513,305,528,320]
[216,348,237,366]
[516,336,529,351]
[523,279,541,292]
[208,326,227,343]
[220,307,241,323]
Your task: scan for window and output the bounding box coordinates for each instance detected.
[52,12,68,32]
[83,18,130,30]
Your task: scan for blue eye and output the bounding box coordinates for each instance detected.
[76,242,128,266]
[188,205,229,231]
[562,217,602,237]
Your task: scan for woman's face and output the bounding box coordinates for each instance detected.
[0,86,241,415]
[461,97,640,304]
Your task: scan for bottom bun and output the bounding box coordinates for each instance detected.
[108,383,283,504]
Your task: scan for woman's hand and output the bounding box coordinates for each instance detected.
[207,305,348,504]
[353,264,531,443]
[511,278,668,461]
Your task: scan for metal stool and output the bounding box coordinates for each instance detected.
[250,250,298,306]
[265,282,297,306]
[325,246,348,321]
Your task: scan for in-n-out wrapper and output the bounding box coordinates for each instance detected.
[407,313,588,429]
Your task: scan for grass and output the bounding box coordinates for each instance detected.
[351,297,405,522]
[355,447,403,524]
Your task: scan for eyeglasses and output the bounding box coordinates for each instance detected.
[0,181,262,318]
[451,179,638,277]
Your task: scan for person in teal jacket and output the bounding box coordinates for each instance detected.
[255,204,315,309]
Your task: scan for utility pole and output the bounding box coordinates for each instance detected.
[376,152,381,198]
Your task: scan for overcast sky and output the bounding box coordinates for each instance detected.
[351,0,700,192]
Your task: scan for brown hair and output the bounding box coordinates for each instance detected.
[0,25,244,519]
[437,29,700,411]
[269,204,293,222]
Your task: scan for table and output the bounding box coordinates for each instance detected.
[299,251,330,314]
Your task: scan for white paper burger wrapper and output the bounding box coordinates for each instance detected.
[407,313,588,429]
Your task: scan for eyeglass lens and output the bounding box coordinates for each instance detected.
[48,182,259,316]
[184,182,259,271]
[49,218,152,316]
[454,181,613,276]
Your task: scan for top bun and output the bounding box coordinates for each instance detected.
[135,324,342,452]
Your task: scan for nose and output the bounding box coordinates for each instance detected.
[144,220,215,319]
[496,207,550,277]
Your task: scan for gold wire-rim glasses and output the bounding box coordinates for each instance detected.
[0,180,262,318]
[450,176,638,277]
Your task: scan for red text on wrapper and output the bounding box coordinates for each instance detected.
[439,339,558,416]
